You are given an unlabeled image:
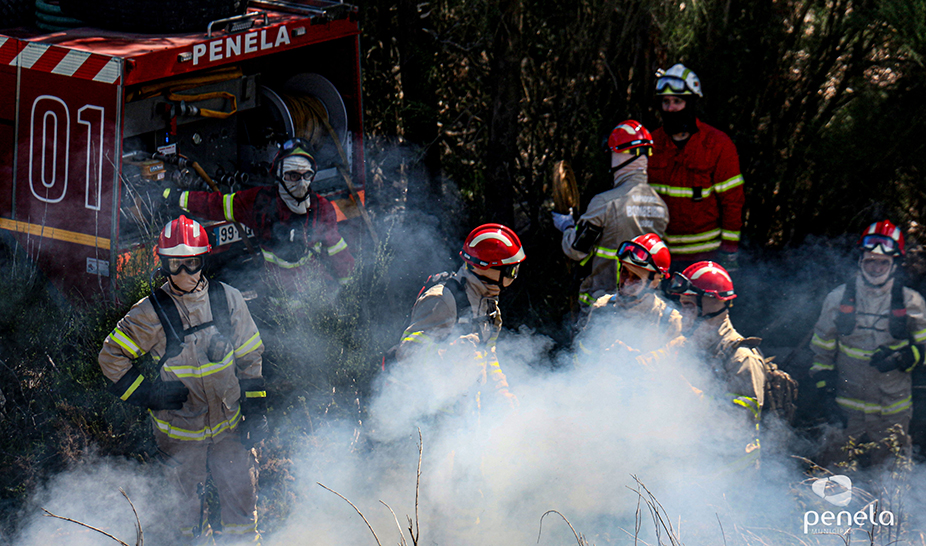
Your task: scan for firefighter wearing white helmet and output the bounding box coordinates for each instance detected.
[583,233,683,354]
[553,120,668,323]
[649,63,745,272]
[98,216,266,544]
[396,224,526,408]
[809,220,926,467]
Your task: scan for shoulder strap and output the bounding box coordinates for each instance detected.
[444,276,471,321]
[834,278,857,336]
[151,287,187,361]
[208,281,233,340]
[890,271,908,340]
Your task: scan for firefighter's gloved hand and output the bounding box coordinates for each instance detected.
[813,369,846,428]
[161,188,184,211]
[717,251,739,272]
[238,377,268,416]
[869,344,922,373]
[146,380,189,411]
[551,210,575,232]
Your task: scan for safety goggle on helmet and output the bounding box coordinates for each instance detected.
[655,64,703,97]
[273,137,318,173]
[617,234,671,277]
[157,215,211,276]
[857,220,905,257]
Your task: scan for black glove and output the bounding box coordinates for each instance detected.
[145,380,190,410]
[239,413,269,448]
[109,367,188,410]
[813,369,846,428]
[869,344,922,373]
[238,377,267,416]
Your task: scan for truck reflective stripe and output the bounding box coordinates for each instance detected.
[0,218,110,249]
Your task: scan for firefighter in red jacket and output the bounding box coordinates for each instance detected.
[648,64,745,271]
[99,216,266,545]
[164,138,355,295]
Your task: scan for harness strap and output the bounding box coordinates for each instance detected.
[151,282,231,361]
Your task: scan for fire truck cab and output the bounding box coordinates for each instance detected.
[0,0,364,299]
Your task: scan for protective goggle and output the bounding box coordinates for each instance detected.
[280,137,313,153]
[656,76,691,95]
[617,241,657,272]
[496,263,520,281]
[161,256,204,276]
[282,170,315,182]
[666,272,697,296]
[860,234,900,255]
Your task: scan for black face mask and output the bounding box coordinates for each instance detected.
[660,100,698,136]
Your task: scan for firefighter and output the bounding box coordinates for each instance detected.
[649,64,745,272]
[99,216,266,545]
[552,120,669,320]
[583,233,683,353]
[397,223,526,408]
[809,220,926,467]
[163,138,355,295]
[666,261,766,426]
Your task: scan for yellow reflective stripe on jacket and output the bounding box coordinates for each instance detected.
[120,375,145,401]
[651,185,714,199]
[328,238,348,256]
[179,191,190,210]
[592,246,620,259]
[721,229,741,242]
[235,332,263,358]
[665,228,722,244]
[730,393,761,420]
[579,292,596,307]
[837,396,912,415]
[163,351,234,378]
[810,361,835,372]
[149,406,241,441]
[223,193,236,222]
[108,328,142,358]
[244,390,267,398]
[914,328,926,344]
[714,174,744,193]
[260,248,313,269]
[222,521,258,535]
[838,343,874,361]
[811,333,836,351]
[666,238,722,255]
[402,331,432,345]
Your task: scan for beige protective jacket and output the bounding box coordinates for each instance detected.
[689,314,767,417]
[397,267,514,403]
[561,170,668,307]
[586,291,684,354]
[99,279,264,443]
[810,275,926,417]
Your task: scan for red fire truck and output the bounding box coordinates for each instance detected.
[0,0,365,299]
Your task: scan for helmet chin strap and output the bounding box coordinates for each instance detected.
[682,295,727,336]
[609,154,641,176]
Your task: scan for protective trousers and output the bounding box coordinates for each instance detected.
[159,434,259,544]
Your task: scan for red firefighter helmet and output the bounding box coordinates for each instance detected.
[668,261,736,301]
[607,120,654,157]
[158,215,211,257]
[460,223,526,271]
[858,220,904,256]
[618,233,671,276]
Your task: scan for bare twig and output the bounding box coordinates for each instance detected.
[42,509,132,546]
[408,427,422,546]
[317,482,383,546]
[120,488,144,546]
[716,513,726,546]
[380,500,408,546]
[537,510,586,546]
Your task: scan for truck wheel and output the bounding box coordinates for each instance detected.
[58,0,247,33]
[0,0,33,27]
